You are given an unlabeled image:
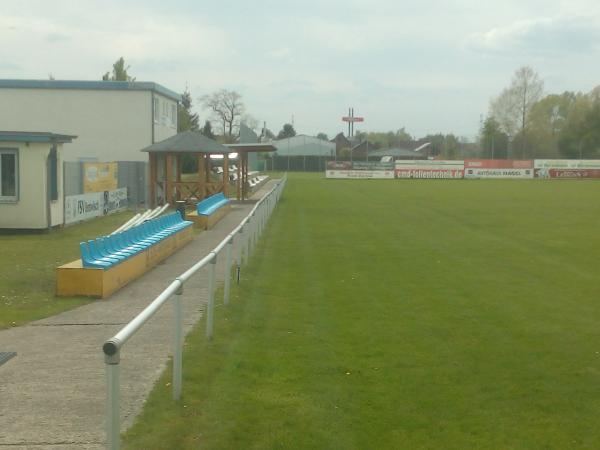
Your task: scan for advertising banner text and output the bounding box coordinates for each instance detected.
[395,160,464,179]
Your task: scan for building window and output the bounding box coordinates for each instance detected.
[0,148,18,202]
[171,104,176,127]
[153,98,159,124]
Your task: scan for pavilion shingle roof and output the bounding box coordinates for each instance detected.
[141,131,230,154]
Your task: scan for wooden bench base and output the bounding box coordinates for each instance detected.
[187,204,231,230]
[56,226,194,298]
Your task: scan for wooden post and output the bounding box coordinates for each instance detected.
[149,152,157,208]
[197,153,205,200]
[223,153,229,197]
[205,155,211,183]
[236,157,241,201]
[165,154,173,206]
[242,153,247,200]
[176,154,182,201]
[176,155,182,182]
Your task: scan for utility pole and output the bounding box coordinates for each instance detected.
[341,108,365,147]
[348,107,351,137]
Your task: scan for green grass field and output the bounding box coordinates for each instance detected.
[123,174,600,449]
[0,211,134,328]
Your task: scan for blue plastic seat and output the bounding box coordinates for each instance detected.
[99,237,135,258]
[79,212,195,269]
[107,234,139,255]
[197,193,229,216]
[80,242,114,269]
[87,240,121,264]
[114,231,146,252]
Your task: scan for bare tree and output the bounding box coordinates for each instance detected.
[200,89,245,137]
[490,66,543,154]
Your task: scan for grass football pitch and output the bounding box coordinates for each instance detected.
[0,211,133,328]
[124,174,600,449]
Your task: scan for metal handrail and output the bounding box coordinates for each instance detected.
[102,279,181,357]
[102,174,287,450]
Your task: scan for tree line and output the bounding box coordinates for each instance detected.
[482,66,600,159]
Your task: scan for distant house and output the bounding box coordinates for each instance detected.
[330,132,351,156]
[273,135,335,157]
[0,80,181,162]
[0,131,75,229]
[350,140,374,158]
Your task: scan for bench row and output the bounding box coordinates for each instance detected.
[80,212,193,269]
[248,175,269,188]
[197,192,230,216]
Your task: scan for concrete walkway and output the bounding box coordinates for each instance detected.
[0,182,277,450]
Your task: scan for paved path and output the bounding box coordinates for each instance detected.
[0,182,276,449]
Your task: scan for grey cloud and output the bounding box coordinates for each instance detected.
[45,32,70,43]
[0,61,21,70]
[465,15,600,57]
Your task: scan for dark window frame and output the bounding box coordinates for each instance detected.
[0,147,19,203]
[49,146,58,201]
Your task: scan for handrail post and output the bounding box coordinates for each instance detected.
[250,213,257,254]
[245,218,251,261]
[256,211,260,243]
[237,226,243,284]
[173,280,183,401]
[224,237,233,305]
[206,255,217,340]
[105,350,121,450]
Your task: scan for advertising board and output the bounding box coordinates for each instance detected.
[534,160,600,178]
[83,162,118,193]
[536,168,600,179]
[327,161,352,170]
[65,187,128,224]
[326,170,395,179]
[351,161,395,171]
[464,160,533,179]
[394,160,464,179]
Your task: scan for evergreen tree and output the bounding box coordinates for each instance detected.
[200,120,215,139]
[277,123,296,139]
[102,57,135,81]
[178,89,199,132]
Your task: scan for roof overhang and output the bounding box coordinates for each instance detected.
[225,143,277,153]
[0,131,77,144]
[141,131,231,154]
[0,79,181,102]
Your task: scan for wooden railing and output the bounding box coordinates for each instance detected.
[170,181,224,202]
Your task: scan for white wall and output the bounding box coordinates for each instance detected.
[0,141,64,229]
[0,88,177,162]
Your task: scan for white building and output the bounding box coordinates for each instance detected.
[273,135,336,157]
[0,131,75,229]
[0,80,180,162]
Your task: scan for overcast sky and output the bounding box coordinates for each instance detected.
[1,0,599,140]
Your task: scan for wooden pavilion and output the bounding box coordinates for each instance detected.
[141,132,276,207]
[225,142,277,200]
